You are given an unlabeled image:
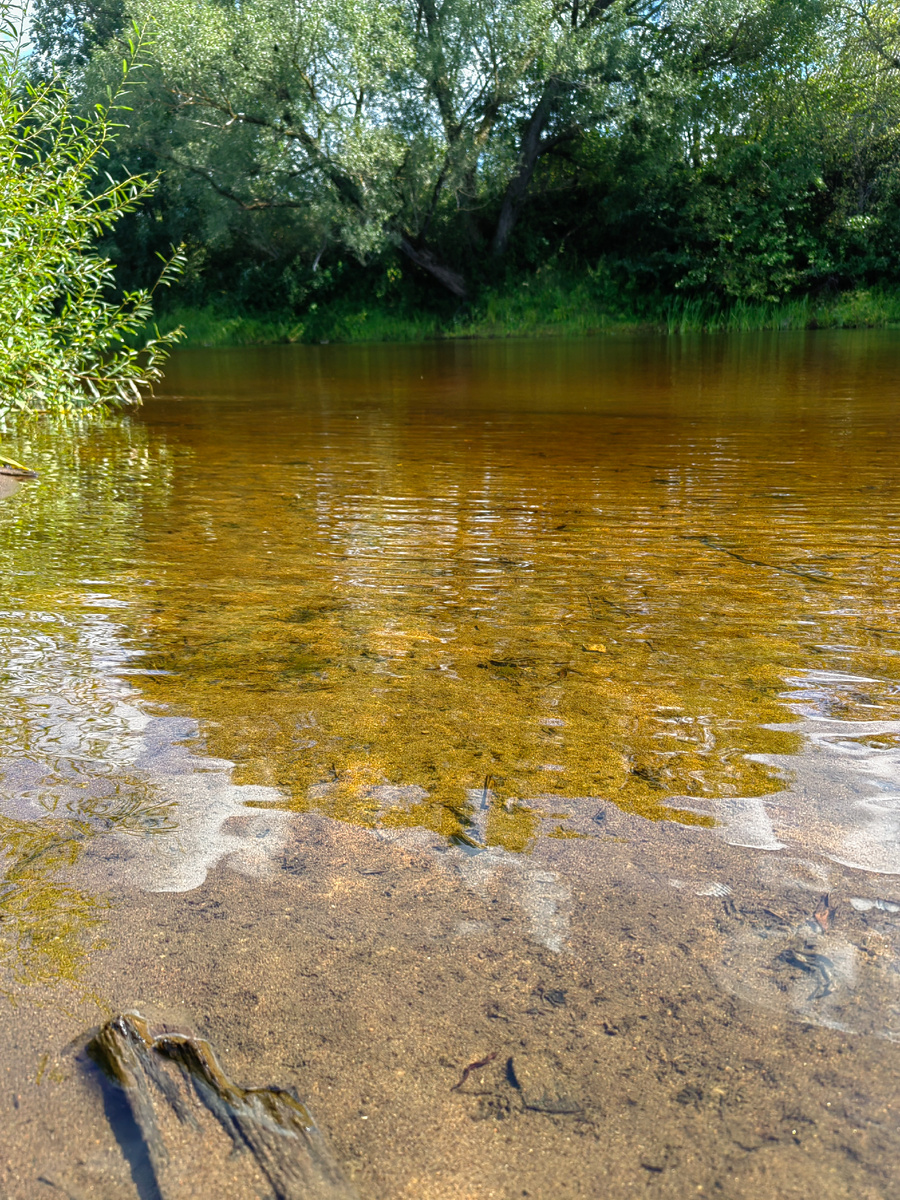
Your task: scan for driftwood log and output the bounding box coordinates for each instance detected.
[89,1013,358,1200]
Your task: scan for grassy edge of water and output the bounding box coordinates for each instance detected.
[150,282,900,348]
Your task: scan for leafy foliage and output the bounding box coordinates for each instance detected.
[87,0,716,295]
[0,4,182,414]
[29,0,900,320]
[28,0,125,75]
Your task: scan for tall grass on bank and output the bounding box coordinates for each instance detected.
[662,289,900,333]
[151,304,444,346]
[152,280,900,348]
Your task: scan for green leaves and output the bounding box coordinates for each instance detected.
[0,3,182,414]
[30,0,900,313]
[107,0,660,276]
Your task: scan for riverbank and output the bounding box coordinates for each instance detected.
[151,277,900,347]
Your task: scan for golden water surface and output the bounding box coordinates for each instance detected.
[1,333,899,1199]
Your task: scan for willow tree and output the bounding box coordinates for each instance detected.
[107,0,705,296]
[828,2,900,198]
[0,5,182,413]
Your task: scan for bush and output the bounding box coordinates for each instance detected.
[0,4,182,414]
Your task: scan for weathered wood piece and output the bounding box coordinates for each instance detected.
[89,1012,358,1200]
[0,466,37,478]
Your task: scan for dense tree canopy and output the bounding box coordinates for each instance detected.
[25,0,900,319]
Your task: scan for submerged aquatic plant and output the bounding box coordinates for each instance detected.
[0,814,109,995]
[0,3,183,415]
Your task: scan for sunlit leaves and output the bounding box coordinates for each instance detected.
[108,0,664,267]
[45,0,900,303]
[0,3,182,413]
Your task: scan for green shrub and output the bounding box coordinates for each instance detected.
[0,4,182,414]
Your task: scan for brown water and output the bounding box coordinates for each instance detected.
[1,333,900,1198]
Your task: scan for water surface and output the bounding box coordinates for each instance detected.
[1,333,899,1198]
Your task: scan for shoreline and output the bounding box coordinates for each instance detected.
[148,284,900,349]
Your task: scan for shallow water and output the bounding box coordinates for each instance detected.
[1,333,900,1197]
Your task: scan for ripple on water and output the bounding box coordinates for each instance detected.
[2,337,900,1195]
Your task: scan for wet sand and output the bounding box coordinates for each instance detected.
[1,800,898,1199]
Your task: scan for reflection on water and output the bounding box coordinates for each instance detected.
[127,335,900,859]
[3,333,900,959]
[2,334,900,1197]
[0,429,288,997]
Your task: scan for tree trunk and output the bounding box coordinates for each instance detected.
[399,237,468,298]
[491,81,560,258]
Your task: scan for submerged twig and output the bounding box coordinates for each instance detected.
[451,1051,498,1091]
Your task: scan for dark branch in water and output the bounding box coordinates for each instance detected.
[89,1012,357,1200]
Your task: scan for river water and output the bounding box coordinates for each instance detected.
[0,333,899,1197]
